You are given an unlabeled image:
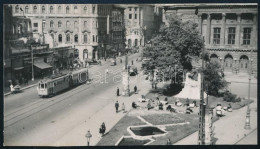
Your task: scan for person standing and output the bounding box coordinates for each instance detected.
[116,87,120,96]
[134,85,137,93]
[132,60,133,65]
[166,138,171,145]
[115,101,119,113]
[121,103,125,113]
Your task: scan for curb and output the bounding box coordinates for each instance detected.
[4,84,38,97]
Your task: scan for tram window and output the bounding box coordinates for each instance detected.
[41,84,45,88]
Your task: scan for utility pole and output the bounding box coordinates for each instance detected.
[31,45,34,81]
[198,46,206,145]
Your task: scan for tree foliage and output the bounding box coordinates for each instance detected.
[143,14,204,83]
[202,61,228,96]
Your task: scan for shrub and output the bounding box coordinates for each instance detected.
[223,91,238,102]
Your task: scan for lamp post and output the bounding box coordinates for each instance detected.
[31,45,34,81]
[234,58,237,74]
[219,57,223,71]
[85,130,92,146]
[245,58,253,129]
[42,20,46,44]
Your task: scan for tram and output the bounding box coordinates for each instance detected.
[37,68,88,97]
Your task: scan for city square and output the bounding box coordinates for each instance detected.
[3,3,258,146]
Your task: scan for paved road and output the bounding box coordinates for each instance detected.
[4,54,139,146]
[235,128,257,145]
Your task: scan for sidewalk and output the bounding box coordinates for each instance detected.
[174,97,257,145]
[224,72,257,84]
[53,75,153,146]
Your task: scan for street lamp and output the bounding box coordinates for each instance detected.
[245,58,253,130]
[85,130,92,146]
[42,20,46,44]
[219,57,223,71]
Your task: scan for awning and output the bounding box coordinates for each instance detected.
[13,67,24,70]
[34,62,52,69]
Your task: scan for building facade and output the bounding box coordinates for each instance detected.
[11,4,113,63]
[123,4,160,48]
[161,4,258,74]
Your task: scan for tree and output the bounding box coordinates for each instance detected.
[143,14,204,84]
[202,61,228,96]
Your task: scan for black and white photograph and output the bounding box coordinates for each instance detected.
[3,2,258,146]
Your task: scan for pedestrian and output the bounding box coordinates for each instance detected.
[99,60,102,66]
[99,122,106,137]
[165,97,168,101]
[116,87,120,96]
[132,60,133,65]
[106,69,109,74]
[121,103,125,113]
[134,85,137,94]
[115,101,119,113]
[166,138,171,145]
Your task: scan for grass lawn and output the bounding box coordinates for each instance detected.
[96,115,146,146]
[148,113,199,145]
[141,113,185,125]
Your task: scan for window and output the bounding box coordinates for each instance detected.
[33,6,37,13]
[25,6,29,13]
[42,21,45,28]
[50,6,54,14]
[58,21,62,27]
[15,5,19,13]
[84,6,87,14]
[50,20,54,28]
[74,6,78,13]
[84,34,88,43]
[58,34,62,42]
[84,21,87,27]
[74,21,78,29]
[33,23,38,27]
[74,34,78,43]
[134,7,137,11]
[129,14,132,19]
[213,28,221,44]
[42,6,45,13]
[66,34,70,42]
[228,27,236,45]
[92,5,95,13]
[243,28,251,45]
[58,6,62,14]
[129,7,132,11]
[66,6,70,14]
[93,35,95,42]
[66,21,70,28]
[135,14,137,19]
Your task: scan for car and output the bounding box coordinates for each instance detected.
[110,58,116,66]
[128,66,138,76]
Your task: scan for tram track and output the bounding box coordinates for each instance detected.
[4,54,138,128]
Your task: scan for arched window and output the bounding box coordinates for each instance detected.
[66,21,70,28]
[66,34,70,42]
[74,34,78,43]
[84,34,88,43]
[50,20,54,28]
[74,21,78,29]
[50,6,54,14]
[25,6,29,13]
[33,6,37,13]
[84,21,87,27]
[74,6,78,13]
[84,6,87,14]
[15,5,19,13]
[58,34,62,42]
[58,21,62,28]
[58,6,62,14]
[42,6,46,13]
[66,6,70,14]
